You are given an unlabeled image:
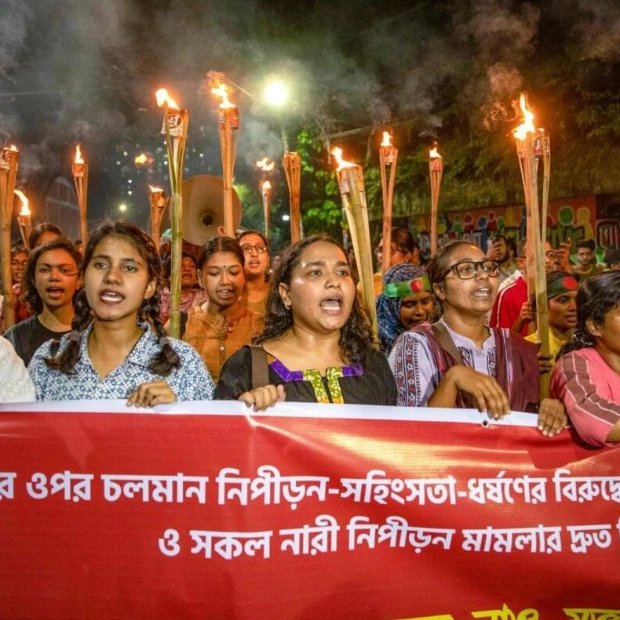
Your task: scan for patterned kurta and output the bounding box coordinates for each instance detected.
[215,345,397,406]
[388,319,501,407]
[29,323,214,402]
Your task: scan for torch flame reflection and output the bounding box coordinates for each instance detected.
[332,147,356,171]
[14,190,30,216]
[74,144,84,165]
[156,88,179,110]
[135,154,148,165]
[262,180,271,191]
[381,132,392,147]
[513,93,535,140]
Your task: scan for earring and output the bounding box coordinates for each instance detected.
[284,301,291,310]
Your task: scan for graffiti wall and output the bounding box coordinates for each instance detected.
[406,195,620,256]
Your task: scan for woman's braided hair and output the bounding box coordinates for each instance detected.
[45,221,180,376]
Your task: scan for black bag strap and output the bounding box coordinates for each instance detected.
[248,345,269,390]
[431,321,464,366]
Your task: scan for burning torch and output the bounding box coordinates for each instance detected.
[209,72,240,238]
[14,190,32,250]
[429,142,443,256]
[282,152,302,243]
[72,144,89,247]
[156,87,189,338]
[256,158,275,238]
[379,131,399,274]
[513,93,551,398]
[332,147,377,332]
[0,145,20,328]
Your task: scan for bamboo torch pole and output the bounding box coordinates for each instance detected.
[14,190,32,250]
[429,142,443,256]
[513,93,550,399]
[261,181,272,239]
[379,131,398,274]
[71,145,89,246]
[538,129,551,245]
[148,185,167,252]
[283,152,302,243]
[0,145,20,329]
[333,147,377,332]
[156,88,189,339]
[209,73,240,238]
[256,158,275,238]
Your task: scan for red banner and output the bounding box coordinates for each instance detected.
[0,401,619,619]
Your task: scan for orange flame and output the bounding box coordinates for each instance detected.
[155,88,179,110]
[256,157,275,172]
[513,93,535,140]
[74,144,85,164]
[211,83,235,109]
[429,145,441,159]
[148,185,165,194]
[381,132,392,147]
[331,147,356,171]
[262,180,272,191]
[135,154,148,165]
[14,190,31,216]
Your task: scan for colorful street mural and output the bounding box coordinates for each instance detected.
[405,195,620,257]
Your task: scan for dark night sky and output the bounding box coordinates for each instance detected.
[2,0,620,229]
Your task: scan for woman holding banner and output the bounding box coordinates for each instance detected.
[29,221,214,406]
[551,271,620,447]
[215,234,397,409]
[389,240,566,436]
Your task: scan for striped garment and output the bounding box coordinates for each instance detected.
[550,347,620,447]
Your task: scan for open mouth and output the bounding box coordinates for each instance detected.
[100,290,124,303]
[320,296,343,312]
[45,287,65,298]
[472,287,492,299]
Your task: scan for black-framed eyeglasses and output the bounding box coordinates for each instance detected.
[446,260,500,280]
[241,244,269,255]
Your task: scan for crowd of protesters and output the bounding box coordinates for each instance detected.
[0,221,618,449]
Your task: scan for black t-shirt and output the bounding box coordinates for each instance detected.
[4,316,71,366]
[214,345,398,406]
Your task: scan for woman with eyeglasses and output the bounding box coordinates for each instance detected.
[389,240,566,436]
[238,230,270,316]
[181,236,264,383]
